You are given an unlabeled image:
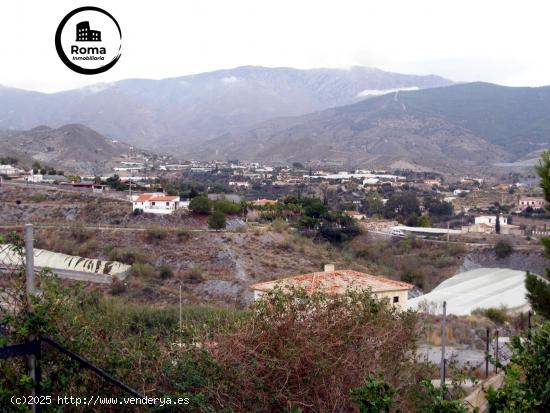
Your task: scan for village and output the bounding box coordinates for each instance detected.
[1,154,549,412]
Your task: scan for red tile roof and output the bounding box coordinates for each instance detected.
[250,270,414,295]
[134,194,179,202]
[254,199,279,205]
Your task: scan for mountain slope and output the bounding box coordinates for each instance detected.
[191,82,550,173]
[0,66,452,150]
[0,124,139,174]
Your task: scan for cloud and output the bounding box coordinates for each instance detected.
[356,86,419,98]
[221,76,242,84]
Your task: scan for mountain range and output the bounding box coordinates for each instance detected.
[0,66,452,151]
[1,67,550,174]
[192,82,550,173]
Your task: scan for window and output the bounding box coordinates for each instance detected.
[393,296,399,303]
[166,202,169,206]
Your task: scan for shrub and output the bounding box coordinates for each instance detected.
[212,199,241,215]
[472,306,509,324]
[69,222,93,243]
[486,322,550,411]
[110,279,127,295]
[108,248,147,265]
[270,218,289,233]
[158,264,174,279]
[208,211,226,230]
[144,225,168,242]
[130,263,156,278]
[189,195,211,214]
[176,228,190,241]
[208,287,423,412]
[495,240,513,258]
[349,374,394,413]
[184,267,204,283]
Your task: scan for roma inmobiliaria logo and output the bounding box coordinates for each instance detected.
[55,6,122,75]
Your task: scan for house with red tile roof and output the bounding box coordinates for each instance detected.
[253,199,279,206]
[250,264,414,310]
[131,193,184,215]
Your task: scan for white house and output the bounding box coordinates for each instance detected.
[229,181,250,188]
[132,193,183,215]
[474,215,508,226]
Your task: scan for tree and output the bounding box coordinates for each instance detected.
[525,272,550,319]
[384,192,420,220]
[418,215,431,228]
[487,323,550,411]
[364,195,384,216]
[189,195,211,214]
[526,149,550,317]
[189,186,199,199]
[208,211,226,230]
[495,211,501,234]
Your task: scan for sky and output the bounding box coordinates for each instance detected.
[1,0,549,93]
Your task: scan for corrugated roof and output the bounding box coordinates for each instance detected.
[250,269,413,295]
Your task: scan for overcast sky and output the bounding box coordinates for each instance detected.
[1,0,549,93]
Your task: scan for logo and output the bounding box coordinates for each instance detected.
[55,7,122,75]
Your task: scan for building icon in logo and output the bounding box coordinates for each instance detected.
[76,21,101,41]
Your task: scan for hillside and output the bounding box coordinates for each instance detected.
[0,124,139,174]
[0,66,452,151]
[193,82,550,174]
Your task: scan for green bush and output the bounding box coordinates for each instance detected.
[158,264,174,279]
[212,199,241,215]
[495,240,513,258]
[472,306,509,324]
[349,374,394,413]
[144,225,168,242]
[108,247,148,265]
[208,211,226,230]
[189,195,211,214]
[487,322,550,411]
[130,262,156,278]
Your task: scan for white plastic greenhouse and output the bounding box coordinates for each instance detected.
[408,268,544,315]
[0,244,130,283]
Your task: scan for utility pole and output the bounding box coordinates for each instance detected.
[25,224,40,413]
[440,301,447,387]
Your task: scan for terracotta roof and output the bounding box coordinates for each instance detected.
[135,194,155,202]
[250,269,414,295]
[134,194,179,202]
[254,199,278,205]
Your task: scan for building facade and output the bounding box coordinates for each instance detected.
[132,193,183,215]
[250,264,414,310]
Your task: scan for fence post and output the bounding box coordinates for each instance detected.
[494,330,499,374]
[24,224,40,413]
[485,328,490,378]
[440,301,447,387]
